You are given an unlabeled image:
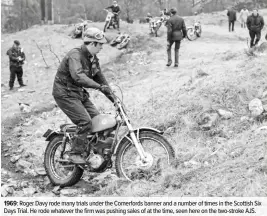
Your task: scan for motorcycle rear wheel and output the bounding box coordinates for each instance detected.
[196,27,202,37]
[44,135,83,187]
[115,131,175,181]
[187,28,197,41]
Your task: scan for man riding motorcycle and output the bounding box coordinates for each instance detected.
[52,27,115,164]
[105,1,121,30]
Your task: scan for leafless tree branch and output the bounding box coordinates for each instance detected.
[34,40,50,68]
[47,39,61,64]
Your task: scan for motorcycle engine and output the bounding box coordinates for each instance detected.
[87,130,114,170]
[87,153,104,169]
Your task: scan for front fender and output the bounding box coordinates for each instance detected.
[113,127,163,154]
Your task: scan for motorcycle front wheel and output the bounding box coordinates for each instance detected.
[44,135,83,187]
[115,131,175,181]
[103,21,110,32]
[187,28,197,41]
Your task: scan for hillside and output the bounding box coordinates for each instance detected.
[1,10,267,197]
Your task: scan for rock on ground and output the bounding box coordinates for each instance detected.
[217,109,233,119]
[16,159,32,170]
[23,187,37,196]
[249,98,264,117]
[10,155,21,163]
[197,110,219,130]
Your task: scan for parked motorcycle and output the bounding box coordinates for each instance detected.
[69,19,92,39]
[149,17,163,37]
[103,9,118,32]
[110,33,131,49]
[43,91,175,186]
[187,21,202,41]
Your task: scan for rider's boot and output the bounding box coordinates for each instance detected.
[69,133,88,164]
[166,49,172,66]
[174,49,179,67]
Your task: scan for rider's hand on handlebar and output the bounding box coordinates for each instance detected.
[100,85,112,95]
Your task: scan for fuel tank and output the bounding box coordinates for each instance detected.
[91,114,117,133]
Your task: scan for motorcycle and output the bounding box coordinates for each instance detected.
[149,17,163,37]
[69,19,92,39]
[43,91,175,186]
[110,33,131,49]
[187,21,202,41]
[103,9,118,32]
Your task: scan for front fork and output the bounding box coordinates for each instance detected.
[129,131,147,161]
[117,103,147,161]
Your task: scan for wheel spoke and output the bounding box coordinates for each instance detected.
[50,141,75,180]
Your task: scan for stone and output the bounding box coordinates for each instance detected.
[52,186,61,195]
[24,169,38,177]
[16,159,32,170]
[35,130,43,138]
[19,103,31,113]
[1,185,14,196]
[23,187,37,196]
[33,192,56,197]
[19,181,29,188]
[1,186,9,197]
[197,110,219,130]
[255,126,267,134]
[240,116,249,122]
[5,187,14,195]
[60,188,78,196]
[34,167,47,176]
[249,98,264,117]
[43,177,51,186]
[217,109,233,119]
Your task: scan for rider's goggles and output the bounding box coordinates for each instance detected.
[86,31,105,41]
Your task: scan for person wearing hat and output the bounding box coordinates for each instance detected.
[227,6,237,32]
[246,9,265,48]
[52,27,115,164]
[165,7,187,67]
[105,1,121,30]
[6,40,26,90]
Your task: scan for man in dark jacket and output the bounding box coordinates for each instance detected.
[52,27,115,164]
[165,8,187,67]
[6,40,26,90]
[227,7,237,32]
[106,1,121,30]
[247,9,265,48]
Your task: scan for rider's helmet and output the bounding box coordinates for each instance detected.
[83,27,107,44]
[147,12,151,17]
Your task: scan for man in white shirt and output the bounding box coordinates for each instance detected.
[240,7,249,28]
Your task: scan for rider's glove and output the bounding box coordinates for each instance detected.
[100,85,111,94]
[100,85,115,103]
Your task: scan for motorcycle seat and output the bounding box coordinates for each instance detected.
[60,124,77,133]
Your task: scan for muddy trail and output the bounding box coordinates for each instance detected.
[1,10,267,197]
